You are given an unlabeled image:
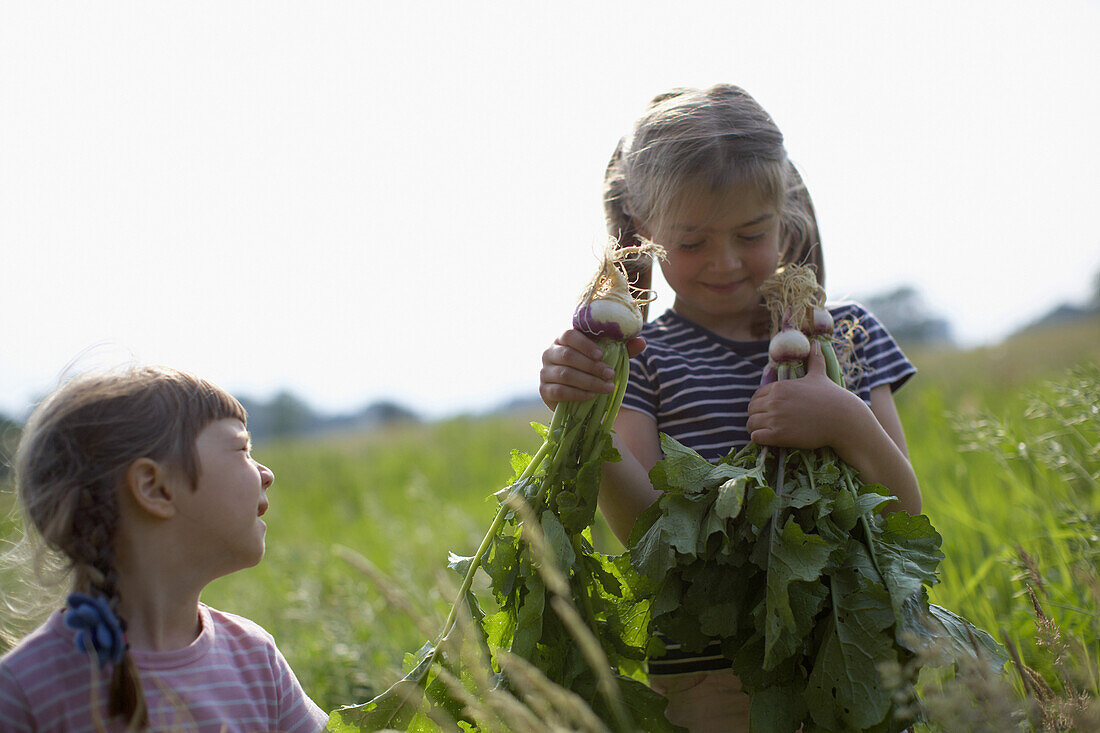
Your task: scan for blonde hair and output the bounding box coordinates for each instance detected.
[12,365,246,727]
[604,85,824,328]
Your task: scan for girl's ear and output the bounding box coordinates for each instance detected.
[124,458,177,520]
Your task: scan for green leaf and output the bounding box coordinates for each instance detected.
[446,551,474,577]
[697,504,728,557]
[855,494,892,519]
[483,533,520,598]
[763,579,828,670]
[830,488,858,531]
[509,448,534,480]
[483,608,516,650]
[332,643,435,730]
[749,683,807,733]
[512,575,546,659]
[541,512,577,573]
[869,511,944,619]
[805,540,897,731]
[763,518,833,668]
[614,674,687,733]
[651,434,742,495]
[745,484,780,530]
[898,594,1007,673]
[856,483,897,515]
[660,494,710,557]
[650,572,684,621]
[423,671,467,728]
[715,473,750,521]
[629,519,676,581]
[627,497,664,548]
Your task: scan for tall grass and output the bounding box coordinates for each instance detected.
[896,319,1100,727]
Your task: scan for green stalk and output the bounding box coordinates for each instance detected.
[571,535,601,636]
[818,337,844,387]
[434,399,569,652]
[436,339,630,652]
[599,341,631,432]
[769,362,796,534]
[842,466,886,582]
[410,336,636,718]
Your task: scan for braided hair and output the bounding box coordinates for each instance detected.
[14,366,246,727]
[603,85,824,334]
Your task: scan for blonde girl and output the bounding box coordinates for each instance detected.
[0,367,327,732]
[540,85,922,731]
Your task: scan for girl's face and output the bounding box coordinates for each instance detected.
[173,418,274,577]
[644,182,782,341]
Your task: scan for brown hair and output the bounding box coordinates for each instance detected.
[603,85,823,329]
[13,366,246,727]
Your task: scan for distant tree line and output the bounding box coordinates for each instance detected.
[237,392,420,440]
[0,393,421,478]
[863,267,1100,348]
[1016,269,1100,332]
[863,286,954,347]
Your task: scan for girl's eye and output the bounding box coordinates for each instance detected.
[677,241,704,251]
[741,233,766,243]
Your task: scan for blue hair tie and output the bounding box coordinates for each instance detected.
[64,593,127,669]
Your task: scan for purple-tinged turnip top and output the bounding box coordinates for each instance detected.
[573,268,644,340]
[811,306,834,336]
[572,240,664,342]
[760,359,779,386]
[768,328,811,363]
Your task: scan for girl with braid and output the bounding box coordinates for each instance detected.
[0,366,327,732]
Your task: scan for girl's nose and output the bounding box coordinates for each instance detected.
[711,242,743,271]
[258,462,275,490]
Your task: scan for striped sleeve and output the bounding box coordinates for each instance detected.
[830,302,916,397]
[272,644,328,732]
[0,664,34,732]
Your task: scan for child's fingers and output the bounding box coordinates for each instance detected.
[555,329,606,363]
[539,381,611,411]
[539,360,615,396]
[544,333,615,380]
[805,341,826,375]
[539,331,617,410]
[625,336,646,359]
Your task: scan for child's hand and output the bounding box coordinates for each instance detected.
[746,341,865,449]
[540,330,645,410]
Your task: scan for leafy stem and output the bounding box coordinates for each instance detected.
[842,465,886,583]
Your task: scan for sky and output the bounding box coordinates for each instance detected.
[2,1,1098,421]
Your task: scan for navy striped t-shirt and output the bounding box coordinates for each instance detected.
[621,301,916,676]
[623,301,916,463]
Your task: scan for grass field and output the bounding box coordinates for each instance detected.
[2,317,1099,729]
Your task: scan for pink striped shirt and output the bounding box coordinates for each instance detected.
[0,603,328,732]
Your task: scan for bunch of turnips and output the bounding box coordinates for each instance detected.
[627,265,1004,732]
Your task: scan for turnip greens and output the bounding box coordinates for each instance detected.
[331,244,676,732]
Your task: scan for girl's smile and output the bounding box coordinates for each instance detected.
[699,279,749,293]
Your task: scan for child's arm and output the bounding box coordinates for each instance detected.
[599,409,664,542]
[746,342,922,515]
[541,330,663,543]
